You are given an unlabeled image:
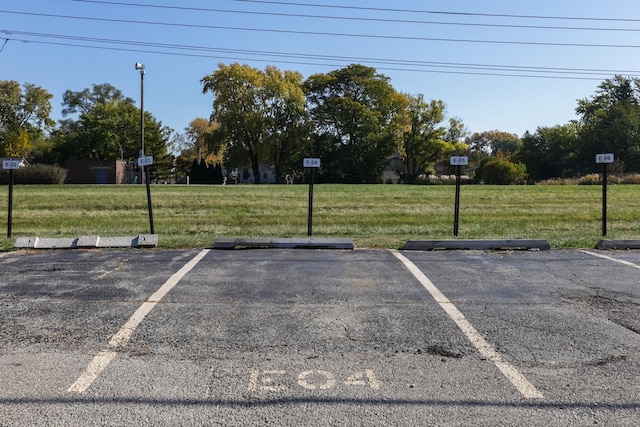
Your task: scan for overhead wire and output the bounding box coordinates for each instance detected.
[2,10,640,49]
[2,29,636,80]
[2,2,640,81]
[69,0,640,32]
[229,0,640,23]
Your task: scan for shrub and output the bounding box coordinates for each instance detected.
[620,174,640,184]
[0,164,68,185]
[414,175,472,185]
[537,177,579,185]
[477,157,527,185]
[538,173,640,185]
[578,174,601,185]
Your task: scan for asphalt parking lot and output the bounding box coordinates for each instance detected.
[0,248,639,426]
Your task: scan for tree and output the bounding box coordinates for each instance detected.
[202,63,307,184]
[262,67,309,181]
[515,124,580,181]
[476,154,527,185]
[576,75,640,172]
[61,83,134,116]
[0,80,54,158]
[53,83,173,180]
[465,130,520,163]
[173,118,222,178]
[400,94,465,183]
[305,64,405,183]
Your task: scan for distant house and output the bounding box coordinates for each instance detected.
[65,160,130,184]
[233,165,277,184]
[382,153,407,183]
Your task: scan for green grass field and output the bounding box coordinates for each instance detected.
[0,183,638,250]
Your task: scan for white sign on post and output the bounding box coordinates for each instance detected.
[2,159,21,170]
[303,158,321,168]
[596,153,614,164]
[450,156,469,166]
[138,155,154,167]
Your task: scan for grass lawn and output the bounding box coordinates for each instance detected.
[0,183,638,250]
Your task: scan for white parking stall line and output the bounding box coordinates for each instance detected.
[580,250,640,269]
[391,250,544,400]
[68,249,210,394]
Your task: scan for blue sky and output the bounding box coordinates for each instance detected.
[3,0,640,139]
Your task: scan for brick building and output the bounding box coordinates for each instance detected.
[64,160,130,184]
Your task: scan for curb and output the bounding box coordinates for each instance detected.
[213,237,354,250]
[401,239,551,251]
[595,240,640,250]
[14,234,158,249]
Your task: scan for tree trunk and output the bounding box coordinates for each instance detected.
[250,151,261,184]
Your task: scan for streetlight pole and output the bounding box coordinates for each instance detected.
[135,62,154,234]
[135,63,145,171]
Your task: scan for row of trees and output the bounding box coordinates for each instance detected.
[198,64,640,184]
[1,81,173,180]
[517,75,640,181]
[2,66,639,184]
[199,63,465,183]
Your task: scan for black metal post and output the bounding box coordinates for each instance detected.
[7,169,13,238]
[137,63,154,234]
[140,66,145,184]
[307,168,314,236]
[602,163,607,236]
[145,165,155,234]
[454,165,461,236]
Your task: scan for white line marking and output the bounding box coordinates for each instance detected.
[580,250,640,269]
[391,250,544,399]
[68,249,210,394]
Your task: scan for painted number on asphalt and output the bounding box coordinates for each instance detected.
[248,369,381,392]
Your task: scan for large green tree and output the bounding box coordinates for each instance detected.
[173,117,222,177]
[576,75,640,172]
[465,130,520,160]
[516,124,580,181]
[0,80,54,159]
[202,63,307,183]
[400,94,465,183]
[304,64,405,183]
[53,83,173,179]
[262,67,309,180]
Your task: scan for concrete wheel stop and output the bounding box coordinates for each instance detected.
[595,240,640,250]
[14,234,158,249]
[213,237,354,250]
[401,239,551,251]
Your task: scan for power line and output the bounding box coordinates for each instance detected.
[69,0,640,32]
[2,10,640,49]
[3,29,636,80]
[12,39,612,80]
[231,0,640,23]
[5,28,633,73]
